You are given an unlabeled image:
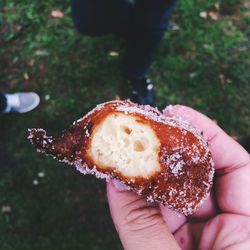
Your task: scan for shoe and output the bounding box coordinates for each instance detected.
[4,92,40,113]
[127,77,155,106]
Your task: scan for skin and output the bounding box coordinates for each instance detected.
[107,105,250,250]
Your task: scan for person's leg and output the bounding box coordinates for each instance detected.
[0,93,7,113]
[71,0,132,36]
[124,0,177,106]
[124,0,177,79]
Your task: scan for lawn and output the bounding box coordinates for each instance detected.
[0,0,249,249]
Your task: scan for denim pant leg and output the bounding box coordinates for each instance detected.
[71,0,177,79]
[0,93,7,113]
[124,0,177,78]
[71,0,131,36]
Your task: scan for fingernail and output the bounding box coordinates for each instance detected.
[112,179,130,191]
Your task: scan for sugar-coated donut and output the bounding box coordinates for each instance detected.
[28,100,214,215]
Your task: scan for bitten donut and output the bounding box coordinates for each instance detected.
[28,100,214,215]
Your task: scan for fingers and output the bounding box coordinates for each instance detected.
[163,105,250,171]
[163,105,250,216]
[198,214,250,249]
[160,206,186,233]
[107,180,180,250]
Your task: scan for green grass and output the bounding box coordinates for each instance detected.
[0,0,249,249]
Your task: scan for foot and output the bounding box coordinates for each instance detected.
[4,92,40,113]
[127,77,155,106]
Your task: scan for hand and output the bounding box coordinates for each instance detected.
[107,105,250,250]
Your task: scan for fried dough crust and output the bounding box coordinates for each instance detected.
[28,100,214,215]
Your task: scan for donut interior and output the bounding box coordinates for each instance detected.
[88,113,161,178]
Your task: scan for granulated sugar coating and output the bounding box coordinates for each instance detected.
[28,100,214,215]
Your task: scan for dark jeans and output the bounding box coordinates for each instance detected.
[0,93,7,113]
[71,0,177,79]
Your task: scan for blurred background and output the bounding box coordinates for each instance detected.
[0,0,249,249]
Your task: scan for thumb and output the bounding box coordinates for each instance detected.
[107,180,180,250]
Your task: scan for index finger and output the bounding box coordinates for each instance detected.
[163,105,250,216]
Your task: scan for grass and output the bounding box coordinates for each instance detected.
[0,0,249,249]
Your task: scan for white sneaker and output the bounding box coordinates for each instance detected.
[4,92,40,113]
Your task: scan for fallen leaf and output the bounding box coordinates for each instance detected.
[1,205,11,213]
[23,72,29,80]
[208,11,219,21]
[44,94,50,101]
[214,3,220,10]
[38,172,45,178]
[189,72,198,78]
[170,22,180,31]
[203,44,214,50]
[199,11,207,19]
[35,50,49,56]
[109,51,119,56]
[243,0,250,8]
[33,179,39,185]
[51,10,64,18]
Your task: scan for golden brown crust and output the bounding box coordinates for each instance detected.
[28,100,214,215]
